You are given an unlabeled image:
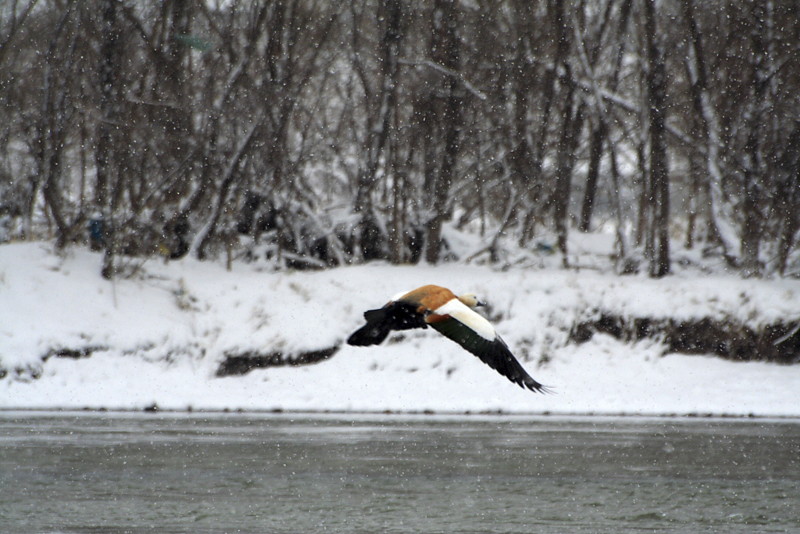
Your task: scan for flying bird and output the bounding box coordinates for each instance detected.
[347,285,548,393]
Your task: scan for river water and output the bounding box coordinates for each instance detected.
[0,412,797,534]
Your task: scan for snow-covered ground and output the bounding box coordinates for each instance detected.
[1,241,799,417]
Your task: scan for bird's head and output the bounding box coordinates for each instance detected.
[457,293,487,308]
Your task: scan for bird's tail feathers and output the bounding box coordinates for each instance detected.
[363,308,386,323]
[347,308,391,346]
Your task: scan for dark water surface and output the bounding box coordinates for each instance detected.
[0,412,798,534]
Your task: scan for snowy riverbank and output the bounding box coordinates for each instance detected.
[2,241,800,417]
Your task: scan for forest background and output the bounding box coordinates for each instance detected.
[1,0,799,280]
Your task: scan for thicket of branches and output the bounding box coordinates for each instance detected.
[1,0,798,278]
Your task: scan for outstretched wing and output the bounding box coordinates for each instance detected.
[427,302,548,393]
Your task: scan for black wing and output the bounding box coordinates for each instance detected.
[430,317,548,393]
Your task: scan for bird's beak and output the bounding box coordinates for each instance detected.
[477,299,487,307]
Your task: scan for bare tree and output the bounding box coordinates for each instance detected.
[775,124,800,275]
[34,2,80,248]
[2,0,799,276]
[351,0,404,260]
[422,0,462,264]
[642,0,670,277]
[739,2,770,277]
[552,86,584,266]
[95,0,124,278]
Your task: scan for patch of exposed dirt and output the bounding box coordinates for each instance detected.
[571,313,800,363]
[42,346,107,360]
[215,345,341,377]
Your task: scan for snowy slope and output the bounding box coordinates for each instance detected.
[1,242,799,416]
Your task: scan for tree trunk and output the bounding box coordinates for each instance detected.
[685,154,701,249]
[644,0,670,278]
[607,140,629,269]
[424,0,461,264]
[579,119,606,232]
[680,0,737,264]
[36,4,78,250]
[519,0,570,246]
[160,0,194,203]
[775,125,800,275]
[353,0,403,261]
[553,86,584,266]
[740,2,769,277]
[96,0,123,279]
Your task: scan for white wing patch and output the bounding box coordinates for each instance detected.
[433,299,496,341]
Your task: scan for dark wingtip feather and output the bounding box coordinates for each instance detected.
[519,377,554,394]
[479,335,551,394]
